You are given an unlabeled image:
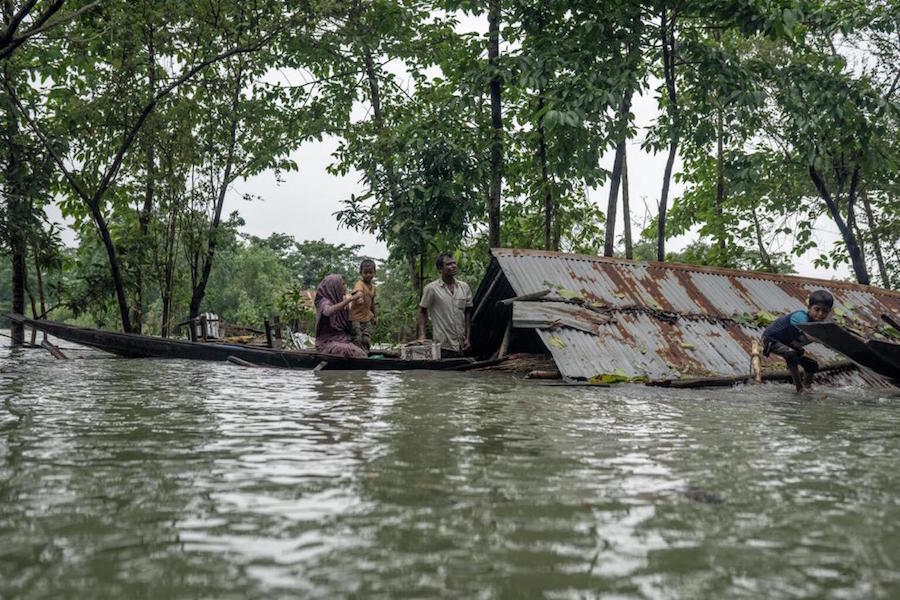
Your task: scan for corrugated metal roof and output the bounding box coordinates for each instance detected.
[476,249,900,385]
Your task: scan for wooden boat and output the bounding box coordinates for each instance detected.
[6,314,475,371]
[797,321,899,382]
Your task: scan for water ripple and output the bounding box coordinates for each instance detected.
[1,343,899,598]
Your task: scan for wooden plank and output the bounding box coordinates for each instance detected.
[649,361,858,389]
[227,356,259,368]
[264,319,273,348]
[497,289,551,306]
[497,319,513,358]
[471,269,503,322]
[41,339,67,359]
[512,301,613,335]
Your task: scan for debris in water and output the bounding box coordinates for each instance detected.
[682,485,724,505]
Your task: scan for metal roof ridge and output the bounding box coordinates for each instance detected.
[489,248,900,298]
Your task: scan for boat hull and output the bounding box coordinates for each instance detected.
[6,314,474,371]
[797,321,899,381]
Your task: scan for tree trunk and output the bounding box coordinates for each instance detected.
[604,91,633,257]
[714,106,726,256]
[658,139,677,262]
[536,91,552,251]
[488,0,502,249]
[622,146,633,259]
[859,185,889,288]
[751,208,773,271]
[656,6,678,263]
[134,28,157,334]
[160,187,179,337]
[808,165,870,285]
[3,58,25,345]
[32,240,47,326]
[361,44,420,295]
[407,252,422,298]
[189,64,243,320]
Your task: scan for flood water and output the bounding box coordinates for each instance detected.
[2,335,899,598]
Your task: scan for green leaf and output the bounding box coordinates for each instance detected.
[558,288,582,301]
[589,369,629,384]
[546,335,567,349]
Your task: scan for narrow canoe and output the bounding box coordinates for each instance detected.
[5,314,474,371]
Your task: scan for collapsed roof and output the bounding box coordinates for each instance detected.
[471,249,900,386]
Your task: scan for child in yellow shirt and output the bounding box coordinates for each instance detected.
[349,259,377,352]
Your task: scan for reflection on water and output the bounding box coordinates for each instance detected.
[1,340,899,598]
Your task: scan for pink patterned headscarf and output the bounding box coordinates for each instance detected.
[315,274,350,335]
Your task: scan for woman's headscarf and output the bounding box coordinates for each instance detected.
[315,274,350,333]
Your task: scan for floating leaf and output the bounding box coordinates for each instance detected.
[680,342,696,350]
[546,335,567,349]
[590,369,629,384]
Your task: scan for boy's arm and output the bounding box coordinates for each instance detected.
[789,310,813,345]
[352,281,366,305]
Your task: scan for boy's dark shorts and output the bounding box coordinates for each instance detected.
[762,337,818,373]
[351,321,372,352]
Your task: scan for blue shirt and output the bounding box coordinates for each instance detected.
[763,310,809,346]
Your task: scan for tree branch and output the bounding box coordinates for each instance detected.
[1,78,91,203]
[0,0,102,61]
[0,0,41,47]
[91,28,280,208]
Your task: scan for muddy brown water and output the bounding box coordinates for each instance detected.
[2,334,899,598]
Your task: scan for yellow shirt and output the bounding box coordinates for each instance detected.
[349,280,376,323]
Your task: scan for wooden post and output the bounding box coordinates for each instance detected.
[264,319,273,348]
[788,364,803,393]
[750,339,762,384]
[471,269,502,323]
[199,314,208,342]
[497,319,513,358]
[273,314,283,350]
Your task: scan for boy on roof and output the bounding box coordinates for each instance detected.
[761,289,833,391]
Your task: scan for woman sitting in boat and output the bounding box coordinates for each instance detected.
[314,274,367,358]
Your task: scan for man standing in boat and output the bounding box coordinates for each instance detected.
[418,253,473,357]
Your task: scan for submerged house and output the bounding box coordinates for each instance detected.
[470,249,900,387]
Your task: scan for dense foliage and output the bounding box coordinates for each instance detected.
[1,0,898,344]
